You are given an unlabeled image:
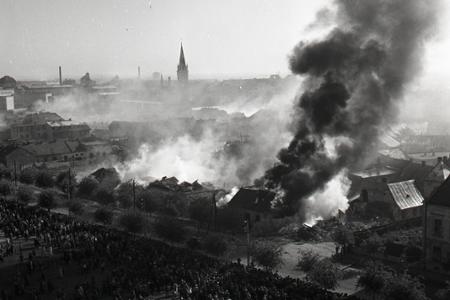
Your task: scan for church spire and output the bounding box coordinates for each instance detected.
[177,42,189,82]
[179,43,186,66]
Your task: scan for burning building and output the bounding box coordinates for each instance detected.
[263,0,440,221]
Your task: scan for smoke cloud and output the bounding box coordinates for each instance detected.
[37,77,299,188]
[264,0,441,220]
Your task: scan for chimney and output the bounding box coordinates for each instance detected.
[59,66,62,85]
[138,66,141,79]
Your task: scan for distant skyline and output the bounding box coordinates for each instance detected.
[1,0,449,85]
[1,0,327,80]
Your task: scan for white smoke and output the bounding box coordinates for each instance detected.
[303,170,351,226]
[217,186,239,207]
[114,131,228,184]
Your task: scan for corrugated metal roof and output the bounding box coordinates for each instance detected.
[388,180,424,210]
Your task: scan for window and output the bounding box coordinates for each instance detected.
[433,246,442,262]
[361,189,368,202]
[433,219,443,237]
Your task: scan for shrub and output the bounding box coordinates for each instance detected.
[38,191,56,212]
[94,207,113,224]
[186,237,201,250]
[119,211,146,234]
[56,170,77,193]
[94,188,115,205]
[158,206,179,217]
[250,242,282,270]
[357,262,390,297]
[17,186,35,203]
[297,250,320,272]
[0,180,11,196]
[154,216,186,242]
[204,235,227,256]
[139,190,157,213]
[19,168,37,184]
[35,171,54,188]
[307,258,339,289]
[116,181,134,208]
[77,177,99,197]
[0,164,11,179]
[188,197,211,228]
[68,201,84,216]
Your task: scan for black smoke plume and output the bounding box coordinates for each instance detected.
[264,0,440,219]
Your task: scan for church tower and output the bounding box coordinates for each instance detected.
[177,43,189,82]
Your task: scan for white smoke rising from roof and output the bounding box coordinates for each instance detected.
[303,169,350,226]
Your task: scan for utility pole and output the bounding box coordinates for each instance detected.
[132,179,136,211]
[67,168,71,202]
[13,160,17,202]
[211,191,217,231]
[245,219,251,266]
[13,160,17,187]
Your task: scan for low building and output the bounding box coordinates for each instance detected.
[349,166,398,203]
[47,120,90,140]
[227,188,275,224]
[10,112,90,142]
[0,140,87,169]
[387,180,423,221]
[424,176,450,273]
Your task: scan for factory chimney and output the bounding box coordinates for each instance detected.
[58,66,62,85]
[138,66,141,79]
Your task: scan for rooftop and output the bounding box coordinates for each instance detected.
[227,188,276,212]
[46,120,89,128]
[428,176,450,208]
[387,180,424,210]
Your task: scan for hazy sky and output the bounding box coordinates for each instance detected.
[1,0,449,82]
[1,0,327,80]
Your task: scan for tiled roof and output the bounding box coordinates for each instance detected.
[22,140,85,156]
[387,180,424,210]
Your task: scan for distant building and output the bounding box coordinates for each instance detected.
[10,112,90,142]
[177,43,189,82]
[424,176,450,272]
[227,188,275,224]
[0,89,14,111]
[13,84,73,109]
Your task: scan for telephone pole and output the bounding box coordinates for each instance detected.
[132,179,136,211]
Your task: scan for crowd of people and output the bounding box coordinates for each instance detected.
[0,198,356,299]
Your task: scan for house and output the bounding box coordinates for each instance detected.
[0,140,87,169]
[227,188,276,223]
[387,180,423,221]
[349,166,398,203]
[424,176,450,273]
